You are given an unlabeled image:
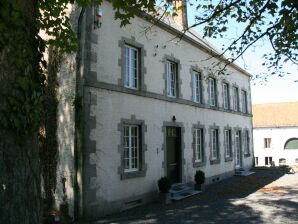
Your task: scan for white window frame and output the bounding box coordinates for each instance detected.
[166,61,177,97]
[264,138,271,148]
[223,83,229,109]
[123,125,140,172]
[211,129,219,160]
[208,77,216,106]
[193,128,203,162]
[224,129,232,158]
[242,90,248,113]
[233,87,239,111]
[193,71,202,103]
[124,45,138,89]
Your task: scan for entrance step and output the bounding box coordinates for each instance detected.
[235,168,255,176]
[169,183,201,201]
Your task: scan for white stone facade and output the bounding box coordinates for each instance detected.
[78,1,253,219]
[253,127,298,166]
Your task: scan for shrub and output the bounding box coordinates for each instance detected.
[157,176,171,193]
[195,170,205,185]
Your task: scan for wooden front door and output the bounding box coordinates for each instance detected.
[166,127,181,184]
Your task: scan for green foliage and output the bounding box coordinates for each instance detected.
[192,0,298,76]
[157,176,171,193]
[111,0,157,26]
[195,170,205,185]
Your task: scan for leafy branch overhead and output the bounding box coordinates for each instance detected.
[190,0,297,75]
[40,0,297,76]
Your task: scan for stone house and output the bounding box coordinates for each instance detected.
[253,102,298,167]
[53,0,253,221]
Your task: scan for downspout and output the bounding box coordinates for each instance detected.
[74,7,85,222]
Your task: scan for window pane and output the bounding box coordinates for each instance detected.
[124,45,138,89]
[223,84,229,109]
[167,61,177,97]
[124,125,140,172]
[209,78,216,106]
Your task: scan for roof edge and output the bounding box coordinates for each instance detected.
[137,11,252,78]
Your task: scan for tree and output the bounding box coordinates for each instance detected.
[186,0,298,76]
[0,0,296,223]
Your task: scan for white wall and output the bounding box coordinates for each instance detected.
[253,127,298,166]
[89,88,252,203]
[83,1,253,217]
[93,1,252,110]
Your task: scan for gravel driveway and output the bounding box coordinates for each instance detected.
[90,169,298,224]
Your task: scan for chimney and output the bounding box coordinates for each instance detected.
[173,0,188,30]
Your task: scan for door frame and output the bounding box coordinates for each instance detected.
[162,121,185,183]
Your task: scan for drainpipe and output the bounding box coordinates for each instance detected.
[74,6,85,222]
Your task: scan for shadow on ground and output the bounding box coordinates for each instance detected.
[90,169,298,224]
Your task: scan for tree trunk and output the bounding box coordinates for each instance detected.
[0,0,42,223]
[0,132,41,224]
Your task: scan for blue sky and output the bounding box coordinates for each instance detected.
[185,2,298,104]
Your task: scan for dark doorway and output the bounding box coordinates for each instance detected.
[166,127,181,184]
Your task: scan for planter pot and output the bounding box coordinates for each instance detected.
[195,183,205,192]
[158,192,171,205]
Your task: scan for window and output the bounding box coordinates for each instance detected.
[193,128,203,162]
[264,138,271,148]
[193,71,202,103]
[255,157,259,166]
[244,130,250,155]
[208,77,216,106]
[233,87,239,111]
[124,45,138,89]
[284,138,298,149]
[224,129,232,158]
[166,61,177,97]
[265,156,272,166]
[241,90,248,113]
[279,158,286,166]
[235,130,241,166]
[123,125,140,172]
[211,129,219,160]
[223,83,230,109]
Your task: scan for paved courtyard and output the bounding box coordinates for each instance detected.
[90,169,298,224]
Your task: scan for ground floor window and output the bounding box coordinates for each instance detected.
[244,130,250,155]
[265,156,272,166]
[193,128,203,162]
[211,129,219,160]
[224,129,232,158]
[119,116,147,179]
[123,125,140,172]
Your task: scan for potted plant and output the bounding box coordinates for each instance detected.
[194,170,205,191]
[157,176,171,204]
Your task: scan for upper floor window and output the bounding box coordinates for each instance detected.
[223,83,230,109]
[264,138,271,148]
[242,90,248,113]
[124,45,138,89]
[233,87,239,111]
[123,125,140,172]
[166,61,177,97]
[224,129,232,158]
[193,128,204,162]
[193,71,202,103]
[211,128,219,160]
[208,77,216,106]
